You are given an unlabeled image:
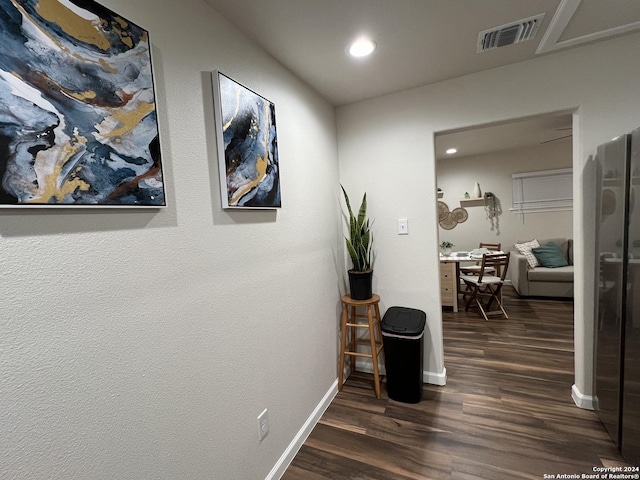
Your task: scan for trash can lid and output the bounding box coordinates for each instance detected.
[381,306,426,336]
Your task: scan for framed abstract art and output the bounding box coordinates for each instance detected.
[212,71,281,209]
[0,0,165,207]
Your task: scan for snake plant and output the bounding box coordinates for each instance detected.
[341,185,373,272]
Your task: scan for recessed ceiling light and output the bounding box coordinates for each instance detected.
[446,148,457,154]
[348,38,376,57]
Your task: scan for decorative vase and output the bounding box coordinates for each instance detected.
[441,247,452,256]
[348,270,373,300]
[473,182,481,198]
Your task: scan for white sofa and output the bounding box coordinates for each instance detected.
[510,238,574,298]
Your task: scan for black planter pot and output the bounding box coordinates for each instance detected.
[348,269,373,300]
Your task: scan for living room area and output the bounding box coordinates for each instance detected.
[435,112,574,298]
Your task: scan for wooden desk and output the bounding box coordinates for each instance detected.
[439,255,474,312]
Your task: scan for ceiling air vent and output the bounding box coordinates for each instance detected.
[477,13,545,53]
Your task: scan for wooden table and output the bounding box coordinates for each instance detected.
[439,254,474,312]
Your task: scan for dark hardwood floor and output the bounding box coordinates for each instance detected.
[283,287,630,479]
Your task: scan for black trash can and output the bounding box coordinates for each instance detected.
[381,306,427,403]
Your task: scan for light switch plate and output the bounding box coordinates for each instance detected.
[257,408,269,442]
[398,218,408,235]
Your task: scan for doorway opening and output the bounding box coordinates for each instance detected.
[434,109,576,391]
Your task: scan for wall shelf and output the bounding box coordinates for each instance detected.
[459,197,485,207]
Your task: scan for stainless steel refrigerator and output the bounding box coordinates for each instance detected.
[595,127,640,464]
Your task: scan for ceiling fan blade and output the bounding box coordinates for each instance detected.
[541,134,572,144]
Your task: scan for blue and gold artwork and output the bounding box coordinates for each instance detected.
[213,71,280,209]
[0,0,164,206]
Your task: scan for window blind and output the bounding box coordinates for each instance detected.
[511,168,572,213]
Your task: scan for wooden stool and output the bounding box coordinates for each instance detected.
[338,294,384,398]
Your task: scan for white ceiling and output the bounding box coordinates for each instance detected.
[204,0,640,156]
[434,112,573,160]
[204,0,640,107]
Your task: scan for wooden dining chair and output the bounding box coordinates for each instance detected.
[460,242,502,276]
[459,242,502,298]
[461,252,510,321]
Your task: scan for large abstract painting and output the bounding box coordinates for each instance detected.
[212,71,281,209]
[0,0,165,207]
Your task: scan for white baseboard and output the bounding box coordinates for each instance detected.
[354,361,447,386]
[352,361,386,376]
[424,367,447,386]
[265,380,338,480]
[571,383,596,410]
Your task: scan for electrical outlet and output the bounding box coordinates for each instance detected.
[398,218,408,235]
[257,408,269,442]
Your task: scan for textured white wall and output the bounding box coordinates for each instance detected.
[437,140,574,276]
[337,32,640,403]
[0,1,340,479]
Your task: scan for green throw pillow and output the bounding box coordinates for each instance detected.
[532,242,568,268]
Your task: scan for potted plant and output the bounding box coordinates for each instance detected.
[341,185,374,300]
[484,192,502,235]
[440,241,454,256]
